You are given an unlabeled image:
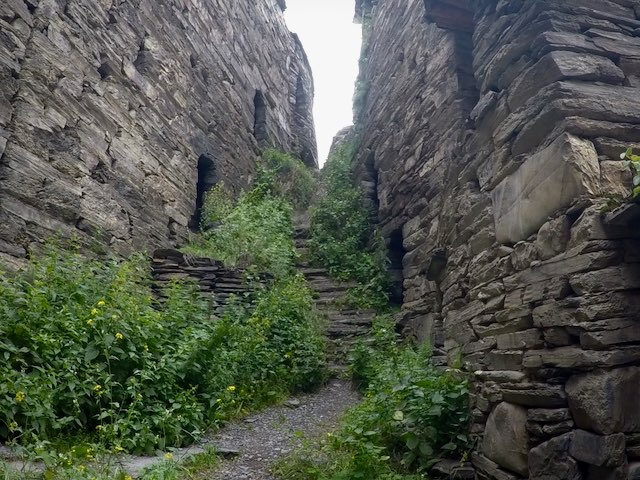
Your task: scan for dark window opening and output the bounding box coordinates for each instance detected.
[253,90,268,146]
[388,229,406,306]
[295,76,307,111]
[189,155,216,231]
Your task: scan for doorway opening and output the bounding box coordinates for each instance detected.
[388,228,406,305]
[189,155,216,231]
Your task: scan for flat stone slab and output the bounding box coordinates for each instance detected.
[492,133,600,243]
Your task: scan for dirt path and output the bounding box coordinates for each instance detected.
[207,378,359,480]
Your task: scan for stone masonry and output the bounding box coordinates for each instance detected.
[353,0,640,478]
[0,0,317,270]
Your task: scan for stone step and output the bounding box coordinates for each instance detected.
[325,315,373,326]
[299,267,329,276]
[326,327,370,338]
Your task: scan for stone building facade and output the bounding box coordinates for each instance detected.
[353,0,640,478]
[0,0,316,269]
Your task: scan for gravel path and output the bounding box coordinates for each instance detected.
[208,378,360,480]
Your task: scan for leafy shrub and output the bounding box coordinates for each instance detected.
[0,248,326,455]
[309,143,390,309]
[274,317,471,480]
[0,248,209,453]
[256,149,317,209]
[621,148,640,199]
[194,274,327,421]
[199,183,235,228]
[184,149,316,278]
[184,193,296,279]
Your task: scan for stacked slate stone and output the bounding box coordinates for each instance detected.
[352,0,640,478]
[151,249,262,312]
[0,0,316,271]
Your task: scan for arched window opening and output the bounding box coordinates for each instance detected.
[189,155,216,231]
[388,228,406,306]
[253,90,268,146]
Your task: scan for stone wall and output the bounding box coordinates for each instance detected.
[0,0,317,270]
[353,0,640,478]
[151,248,264,312]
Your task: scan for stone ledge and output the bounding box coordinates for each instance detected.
[604,202,640,228]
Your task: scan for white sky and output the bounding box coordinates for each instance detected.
[284,0,362,165]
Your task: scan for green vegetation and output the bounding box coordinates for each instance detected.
[621,148,640,199]
[0,248,324,456]
[183,149,316,278]
[309,141,390,310]
[0,149,326,477]
[273,318,471,480]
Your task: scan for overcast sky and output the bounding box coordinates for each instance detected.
[284,0,362,165]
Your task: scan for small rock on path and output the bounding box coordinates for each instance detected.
[208,378,360,480]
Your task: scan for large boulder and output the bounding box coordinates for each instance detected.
[482,402,529,476]
[529,433,582,480]
[492,133,600,243]
[566,367,640,434]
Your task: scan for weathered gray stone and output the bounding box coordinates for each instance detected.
[600,161,633,198]
[529,433,582,480]
[496,329,544,350]
[524,346,640,370]
[528,408,572,423]
[570,265,640,295]
[502,384,567,408]
[482,402,529,476]
[566,367,640,435]
[544,328,574,347]
[508,50,625,111]
[472,453,520,480]
[492,134,600,243]
[569,429,626,467]
[535,216,572,261]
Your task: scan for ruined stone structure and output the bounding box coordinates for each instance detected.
[353,0,640,478]
[0,0,317,270]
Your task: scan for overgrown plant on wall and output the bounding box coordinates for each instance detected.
[183,149,316,278]
[309,141,390,310]
[621,148,640,199]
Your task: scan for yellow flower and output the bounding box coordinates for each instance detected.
[124,476,133,480]
[163,452,173,460]
[8,421,18,431]
[86,319,94,326]
[115,332,124,340]
[114,445,124,453]
[93,384,103,392]
[97,300,106,307]
[226,385,236,392]
[15,391,25,403]
[90,308,99,316]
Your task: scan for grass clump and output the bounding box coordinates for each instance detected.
[273,317,471,480]
[309,142,390,310]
